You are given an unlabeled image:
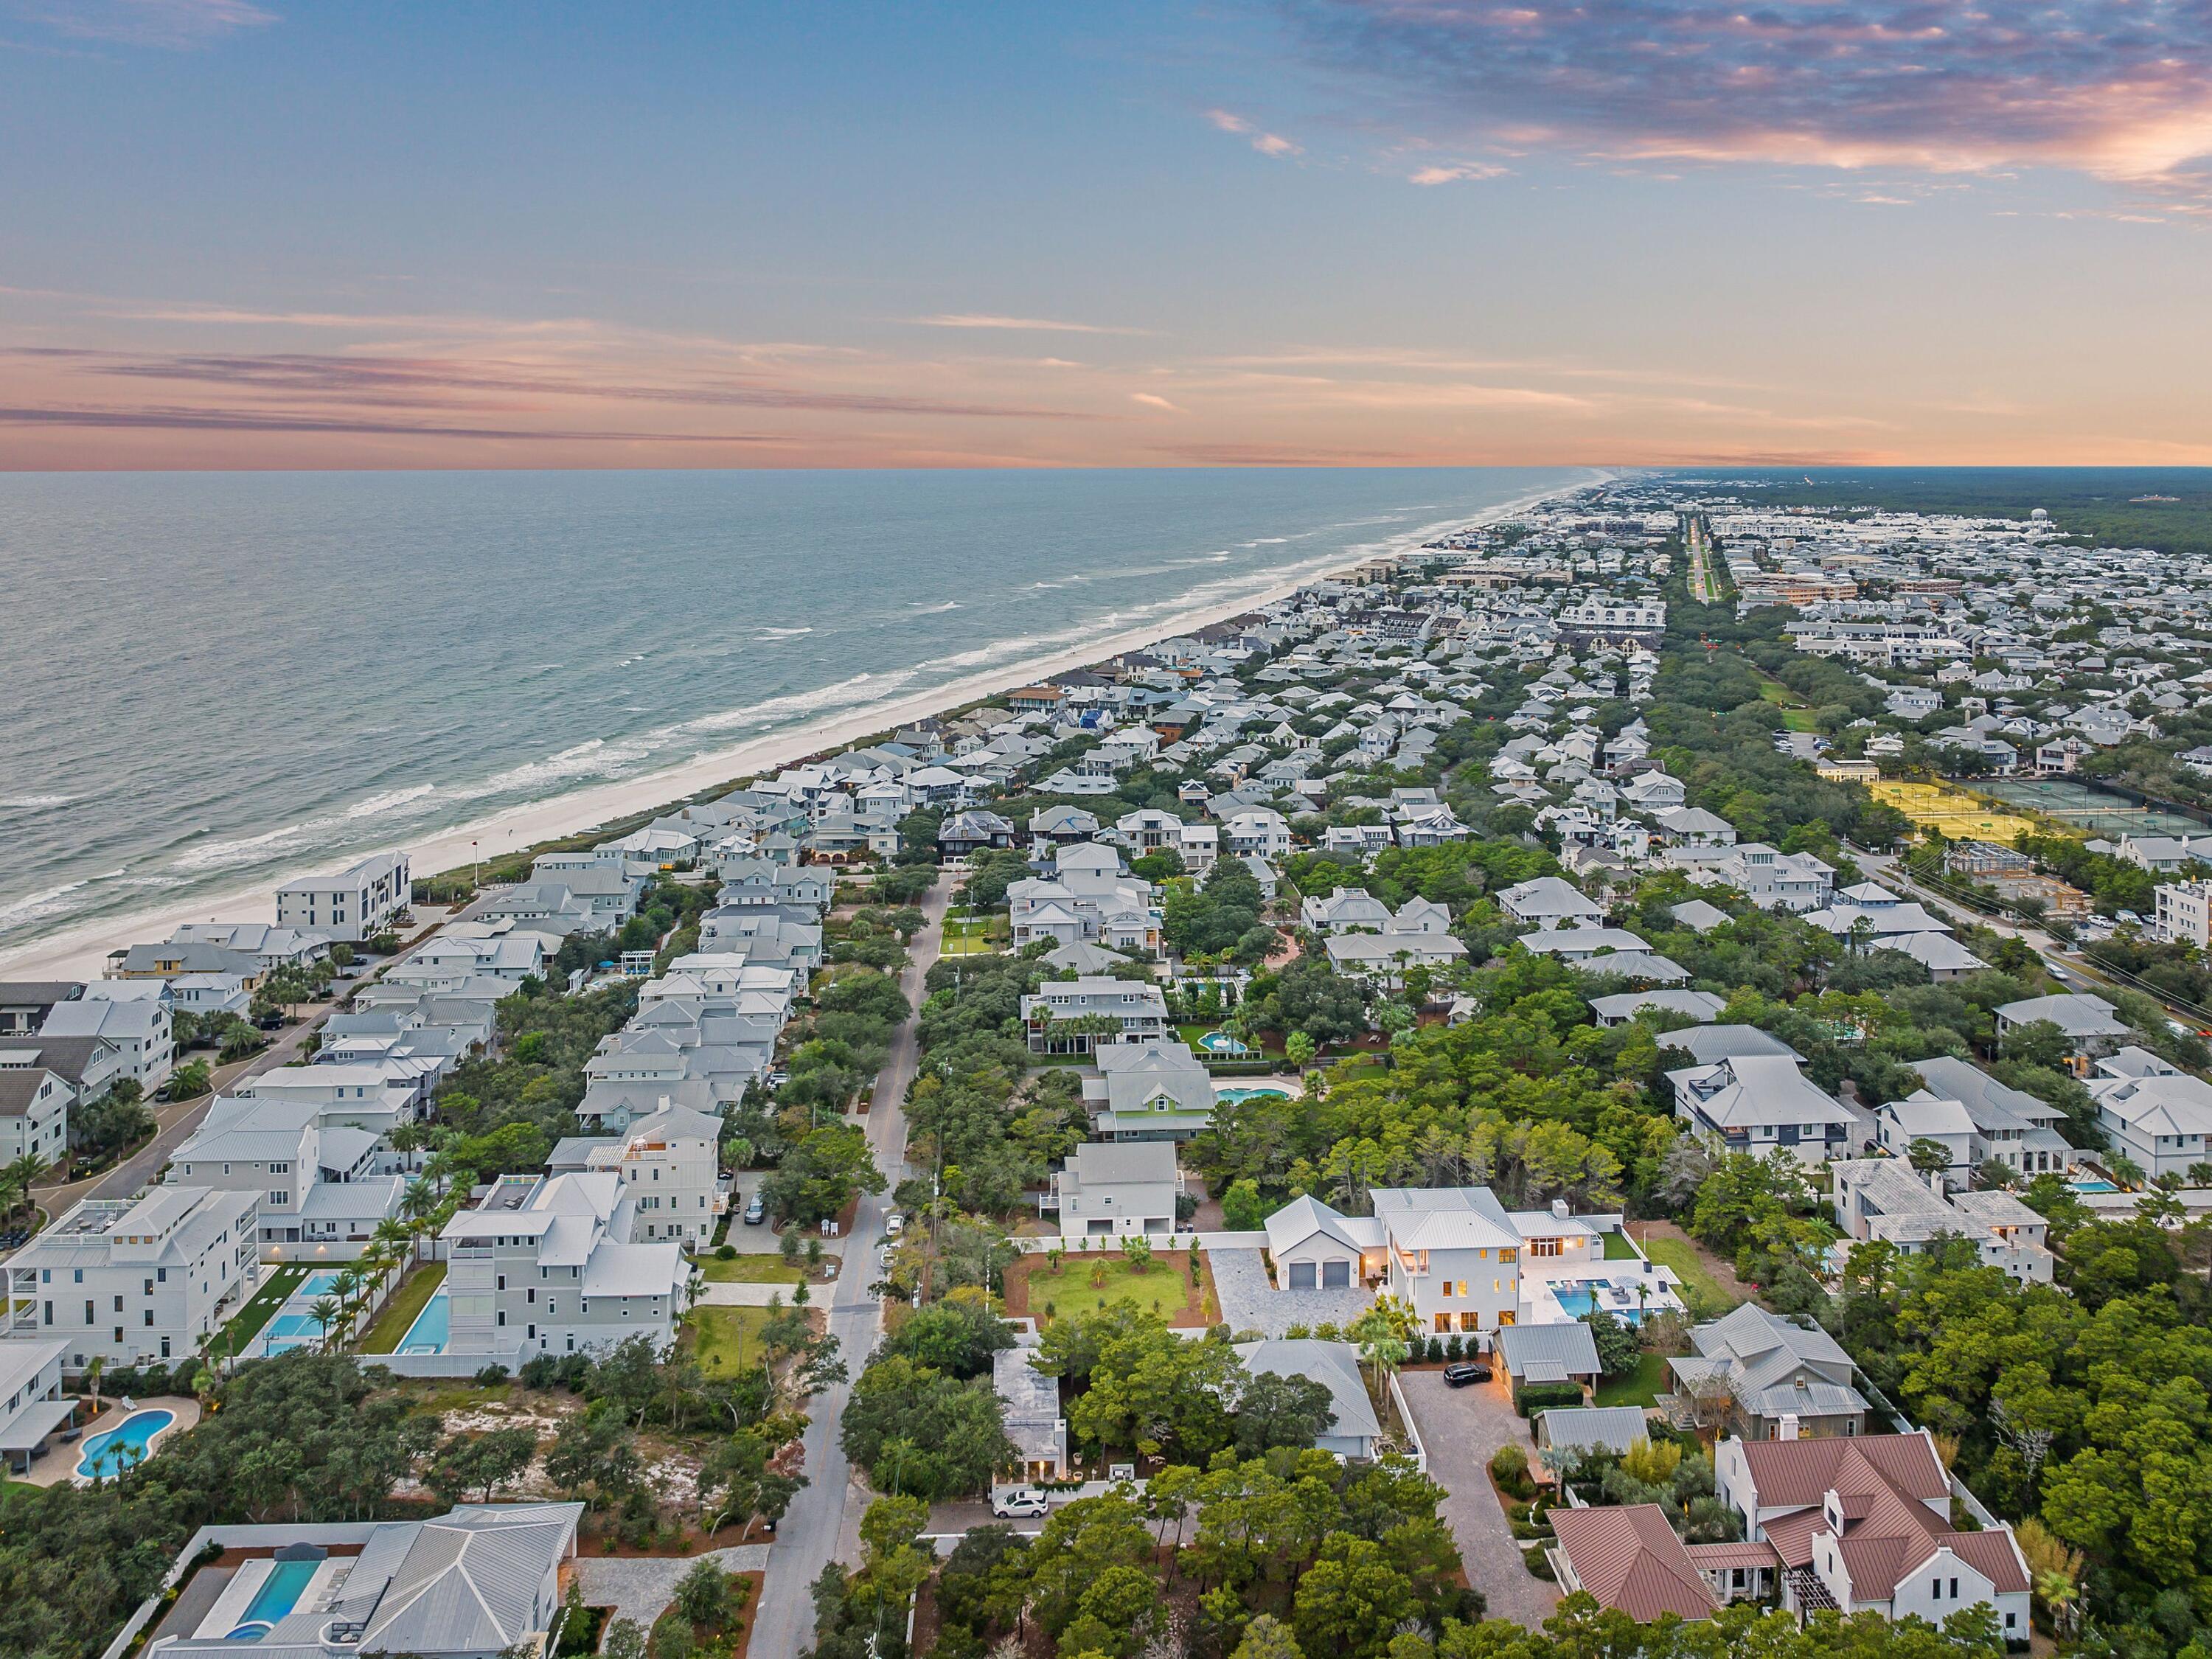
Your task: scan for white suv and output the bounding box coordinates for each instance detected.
[990,1486,1050,1518]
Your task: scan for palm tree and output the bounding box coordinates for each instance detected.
[83,1355,107,1417]
[309,1296,341,1352]
[333,1267,364,1344]
[0,1155,44,1223]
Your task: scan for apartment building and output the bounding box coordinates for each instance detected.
[169,1094,406,1257]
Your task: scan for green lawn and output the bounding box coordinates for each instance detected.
[1006,1249,1216,1327]
[1755,675,1821,732]
[1601,1230,1643,1262]
[1641,1235,1740,1320]
[1593,1352,1672,1409]
[358,1262,446,1354]
[689,1306,776,1376]
[696,1256,807,1284]
[218,1265,306,1354]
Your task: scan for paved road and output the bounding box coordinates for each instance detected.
[749,877,948,1659]
[1397,1368,1562,1629]
[32,992,343,1219]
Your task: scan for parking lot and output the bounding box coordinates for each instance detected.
[1396,1368,1562,1628]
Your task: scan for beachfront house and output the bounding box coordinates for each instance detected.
[0,1065,69,1169]
[274,850,413,943]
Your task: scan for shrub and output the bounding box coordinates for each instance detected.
[1445,1335,1465,1362]
[716,1244,737,1261]
[473,1365,512,1387]
[1489,1442,1532,1496]
[1523,1544,1557,1581]
[1514,1382,1584,1418]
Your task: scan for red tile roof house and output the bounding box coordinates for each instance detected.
[1716,1431,2031,1642]
[1550,1505,1782,1622]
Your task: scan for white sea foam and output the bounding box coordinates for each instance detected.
[0,794,75,809]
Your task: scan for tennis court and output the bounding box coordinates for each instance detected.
[1977,777,2207,838]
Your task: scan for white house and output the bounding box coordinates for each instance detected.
[546,1104,727,1247]
[1828,1159,2053,1282]
[2087,1051,2212,1179]
[1497,877,1607,928]
[439,1172,692,1360]
[170,1094,406,1259]
[40,990,174,1092]
[5,1186,260,1373]
[0,1337,74,1474]
[1020,977,1172,1056]
[0,1065,70,1169]
[1669,1054,1859,1163]
[1048,1141,1180,1239]
[1715,1433,2030,1639]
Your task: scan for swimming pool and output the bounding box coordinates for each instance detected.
[76,1408,175,1480]
[297,1270,346,1298]
[1550,1282,1649,1324]
[1215,1086,1290,1106]
[226,1557,319,1638]
[398,1289,451,1354]
[2069,1179,2120,1193]
[1196,1030,1251,1055]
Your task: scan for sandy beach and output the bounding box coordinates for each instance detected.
[0,479,1591,984]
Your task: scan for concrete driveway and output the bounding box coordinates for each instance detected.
[1397,1368,1561,1629]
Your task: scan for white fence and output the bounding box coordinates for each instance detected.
[1006,1230,1268,1254]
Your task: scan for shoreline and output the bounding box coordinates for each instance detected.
[0,474,1600,982]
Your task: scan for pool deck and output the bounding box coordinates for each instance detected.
[15,1394,199,1488]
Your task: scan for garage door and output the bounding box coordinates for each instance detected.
[1322,1259,1351,1288]
[1287,1262,1316,1290]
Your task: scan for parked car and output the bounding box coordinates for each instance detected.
[884,1211,905,1239]
[1441,1361,1492,1387]
[742,1194,766,1226]
[991,1486,1051,1518]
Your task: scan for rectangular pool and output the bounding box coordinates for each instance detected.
[297,1270,346,1298]
[398,1289,450,1354]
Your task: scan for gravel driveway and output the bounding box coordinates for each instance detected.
[1397,1368,1561,1629]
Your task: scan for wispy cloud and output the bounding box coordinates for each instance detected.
[1406,161,1507,186]
[21,347,1085,419]
[1279,0,2212,192]
[1206,108,1304,159]
[1130,392,1186,412]
[0,404,765,442]
[908,313,1148,335]
[13,0,275,48]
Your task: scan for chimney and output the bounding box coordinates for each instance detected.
[1780,1412,1801,1441]
[1551,1198,1571,1220]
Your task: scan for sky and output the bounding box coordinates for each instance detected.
[4,0,2212,469]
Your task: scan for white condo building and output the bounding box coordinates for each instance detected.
[276,851,413,943]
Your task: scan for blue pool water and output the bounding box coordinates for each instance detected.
[1552,1284,1647,1324]
[1197,1030,1251,1054]
[229,1557,319,1637]
[1215,1086,1289,1105]
[298,1270,345,1298]
[399,1290,451,1354]
[2069,1179,2120,1193]
[76,1408,175,1479]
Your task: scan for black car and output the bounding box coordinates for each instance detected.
[1441,1361,1492,1387]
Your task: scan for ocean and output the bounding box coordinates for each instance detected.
[0,465,1598,958]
